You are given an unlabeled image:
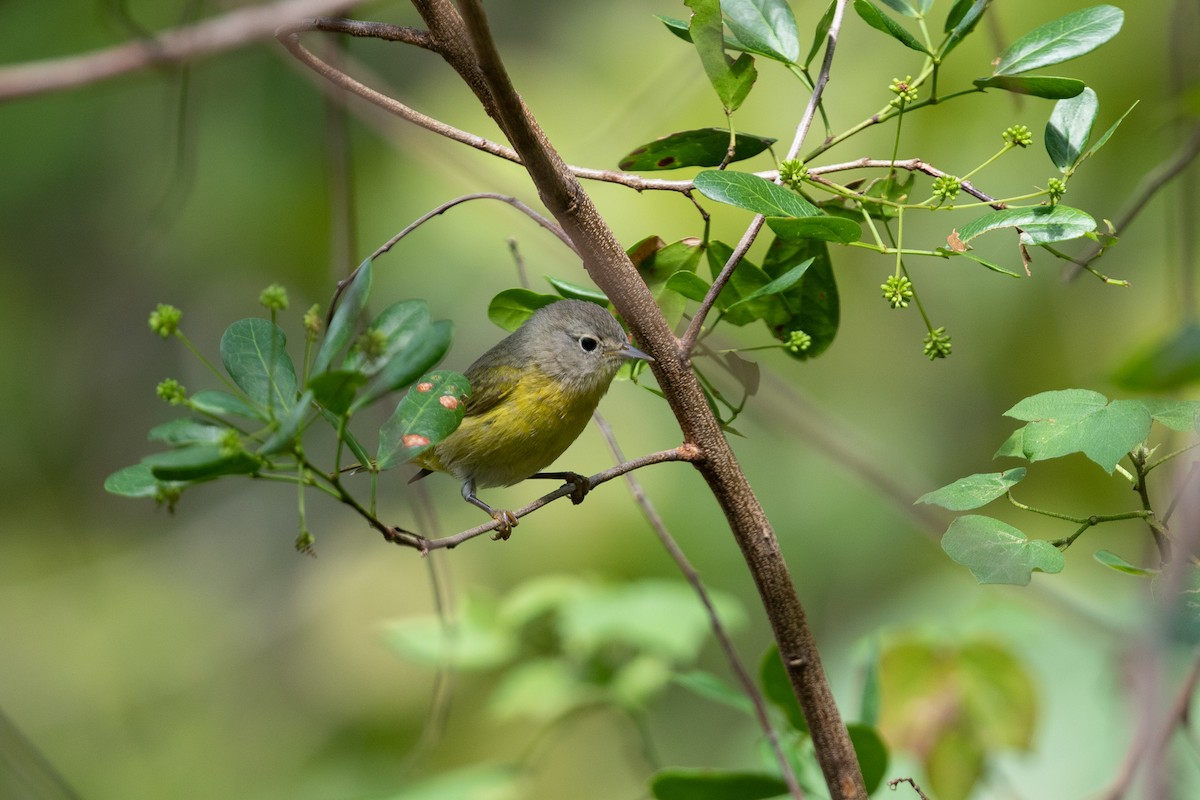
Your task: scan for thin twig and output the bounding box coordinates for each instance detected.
[0,0,358,101]
[680,0,850,355]
[592,414,803,799]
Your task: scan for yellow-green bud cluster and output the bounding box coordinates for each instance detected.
[923,326,952,360]
[156,378,187,405]
[1003,124,1033,148]
[259,283,289,311]
[932,175,961,202]
[881,274,914,309]
[149,303,182,338]
[889,75,918,105]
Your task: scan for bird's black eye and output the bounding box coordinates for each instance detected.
[579,335,599,352]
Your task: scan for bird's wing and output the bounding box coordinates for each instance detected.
[462,362,522,417]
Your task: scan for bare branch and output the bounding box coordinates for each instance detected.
[0,0,359,102]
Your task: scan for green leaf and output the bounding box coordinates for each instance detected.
[104,463,166,498]
[722,0,800,63]
[1079,101,1138,164]
[650,770,790,800]
[853,0,931,55]
[687,0,758,112]
[342,299,430,375]
[760,645,807,733]
[1004,389,1152,472]
[376,370,470,470]
[956,205,1096,246]
[673,670,755,716]
[220,318,298,413]
[1112,323,1200,392]
[973,75,1086,99]
[354,319,453,411]
[1138,398,1200,431]
[1094,550,1159,577]
[313,258,371,376]
[382,613,515,670]
[307,369,367,415]
[762,235,839,360]
[189,389,264,420]
[665,270,712,302]
[148,418,226,446]
[993,427,1024,459]
[993,6,1124,76]
[725,258,813,318]
[942,0,990,57]
[848,723,889,795]
[766,216,861,243]
[487,289,559,332]
[939,249,1023,278]
[545,276,610,305]
[941,515,1065,585]
[630,237,705,327]
[694,170,820,217]
[917,468,1027,511]
[879,0,918,17]
[705,242,784,326]
[259,389,313,455]
[618,128,776,171]
[1046,87,1098,171]
[144,443,260,482]
[656,14,752,52]
[805,1,836,67]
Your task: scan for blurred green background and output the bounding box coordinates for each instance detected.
[1,0,1197,798]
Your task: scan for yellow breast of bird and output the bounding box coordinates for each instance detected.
[419,366,608,489]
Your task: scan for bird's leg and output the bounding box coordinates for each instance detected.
[461,478,518,540]
[528,471,591,505]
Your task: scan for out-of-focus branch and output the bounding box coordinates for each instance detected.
[0,0,359,101]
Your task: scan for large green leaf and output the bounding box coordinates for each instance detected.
[854,0,931,54]
[1137,398,1200,431]
[342,299,430,375]
[722,0,800,63]
[687,0,758,112]
[665,270,712,302]
[144,443,261,482]
[917,468,1027,511]
[307,369,367,415]
[104,463,167,498]
[762,235,839,359]
[376,370,470,470]
[1004,389,1152,472]
[973,75,1085,99]
[220,318,298,414]
[487,288,559,332]
[355,319,453,411]
[148,418,226,446]
[618,128,776,171]
[313,258,371,376]
[1045,87,1098,171]
[942,515,1065,585]
[955,205,1096,246]
[259,389,313,455]
[545,276,610,305]
[993,6,1124,76]
[694,170,820,217]
[766,216,861,243]
[189,389,263,420]
[630,236,705,327]
[650,770,790,800]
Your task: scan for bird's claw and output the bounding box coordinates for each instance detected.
[490,509,519,540]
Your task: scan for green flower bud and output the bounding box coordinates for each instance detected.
[354,328,389,361]
[923,326,952,360]
[1003,124,1033,148]
[931,175,961,202]
[889,75,919,105]
[779,159,808,190]
[881,275,914,309]
[259,284,289,311]
[156,378,187,405]
[1046,177,1066,203]
[303,304,323,336]
[149,304,182,338]
[785,330,812,353]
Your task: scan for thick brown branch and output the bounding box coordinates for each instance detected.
[0,0,358,101]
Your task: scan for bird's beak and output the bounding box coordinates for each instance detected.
[619,342,653,362]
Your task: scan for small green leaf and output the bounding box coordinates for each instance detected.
[104,463,166,498]
[487,289,559,332]
[762,235,839,360]
[313,258,371,376]
[1078,101,1138,164]
[631,237,705,327]
[805,1,836,67]
[1112,323,1200,392]
[1094,550,1159,577]
[618,128,776,171]
[650,770,790,800]
[144,443,260,482]
[376,370,470,470]
[220,318,298,413]
[917,468,1027,511]
[942,515,1065,585]
[879,0,918,17]
[766,216,861,243]
[705,243,783,326]
[722,0,800,63]
[687,0,758,112]
[189,390,264,420]
[1004,389,1152,472]
[308,369,367,415]
[354,319,453,411]
[1138,398,1200,431]
[942,0,989,57]
[545,276,610,305]
[1046,87,1098,171]
[342,299,430,375]
[724,258,813,318]
[665,270,712,302]
[994,427,1025,459]
[694,170,820,217]
[993,5,1124,76]
[939,249,1023,278]
[854,0,931,55]
[259,389,313,455]
[760,645,807,733]
[956,205,1096,246]
[848,723,889,795]
[148,418,226,446]
[973,75,1086,99]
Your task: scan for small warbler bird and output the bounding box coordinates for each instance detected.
[410,299,651,537]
